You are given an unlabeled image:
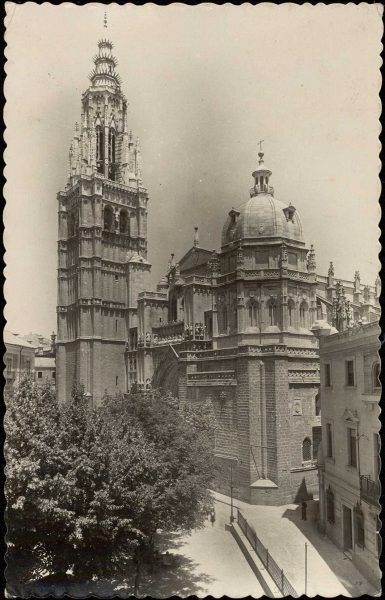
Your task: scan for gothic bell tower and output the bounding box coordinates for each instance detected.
[56,32,151,405]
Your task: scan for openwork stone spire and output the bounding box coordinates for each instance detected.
[89,39,122,89]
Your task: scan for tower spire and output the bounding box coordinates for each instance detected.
[104,11,108,29]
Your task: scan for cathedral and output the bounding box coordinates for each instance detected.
[57,34,380,505]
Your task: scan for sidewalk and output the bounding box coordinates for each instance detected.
[211,490,378,597]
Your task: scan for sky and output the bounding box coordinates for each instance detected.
[4,3,382,338]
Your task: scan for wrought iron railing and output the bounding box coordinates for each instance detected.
[360,475,380,506]
[237,509,298,597]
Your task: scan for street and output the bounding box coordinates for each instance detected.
[139,499,265,598]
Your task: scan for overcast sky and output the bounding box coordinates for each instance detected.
[4,3,382,337]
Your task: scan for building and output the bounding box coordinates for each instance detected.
[56,36,150,404]
[35,356,56,387]
[57,29,380,505]
[17,332,56,387]
[316,321,381,588]
[4,331,36,396]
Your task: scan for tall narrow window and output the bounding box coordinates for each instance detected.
[288,299,295,327]
[354,504,365,549]
[325,363,332,387]
[326,486,335,524]
[248,300,259,327]
[347,427,357,467]
[326,422,333,458]
[223,306,228,332]
[119,209,129,234]
[96,125,104,174]
[312,426,322,459]
[373,362,381,390]
[268,299,278,326]
[345,360,355,387]
[302,437,312,462]
[104,205,113,231]
[108,128,116,180]
[315,393,321,417]
[299,301,308,328]
[115,319,118,333]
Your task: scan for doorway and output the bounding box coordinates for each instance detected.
[342,505,353,551]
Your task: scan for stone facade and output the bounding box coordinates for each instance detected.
[316,322,381,589]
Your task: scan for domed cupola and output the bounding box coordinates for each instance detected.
[221,146,304,247]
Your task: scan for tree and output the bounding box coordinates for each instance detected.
[100,390,216,595]
[6,382,215,595]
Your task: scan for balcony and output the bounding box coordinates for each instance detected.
[360,475,380,506]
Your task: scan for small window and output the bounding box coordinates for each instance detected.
[326,486,335,524]
[52,371,56,379]
[354,504,365,549]
[326,422,333,458]
[345,360,355,387]
[115,376,118,386]
[37,371,43,379]
[302,437,312,462]
[325,363,332,387]
[115,274,119,282]
[347,427,357,468]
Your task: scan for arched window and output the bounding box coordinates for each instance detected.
[373,362,381,389]
[119,209,129,234]
[288,298,295,327]
[326,486,335,524]
[248,300,260,327]
[354,504,365,548]
[299,301,308,328]
[96,125,104,174]
[104,205,113,231]
[302,437,312,462]
[267,299,278,326]
[108,128,116,180]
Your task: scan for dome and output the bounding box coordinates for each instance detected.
[221,193,304,247]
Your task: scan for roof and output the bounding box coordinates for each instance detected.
[18,332,51,349]
[178,246,213,274]
[4,331,36,349]
[221,194,304,247]
[35,356,56,368]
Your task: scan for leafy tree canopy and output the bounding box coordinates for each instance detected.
[5,380,215,595]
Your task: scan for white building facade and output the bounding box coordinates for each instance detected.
[317,321,381,589]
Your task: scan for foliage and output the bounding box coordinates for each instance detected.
[5,380,215,594]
